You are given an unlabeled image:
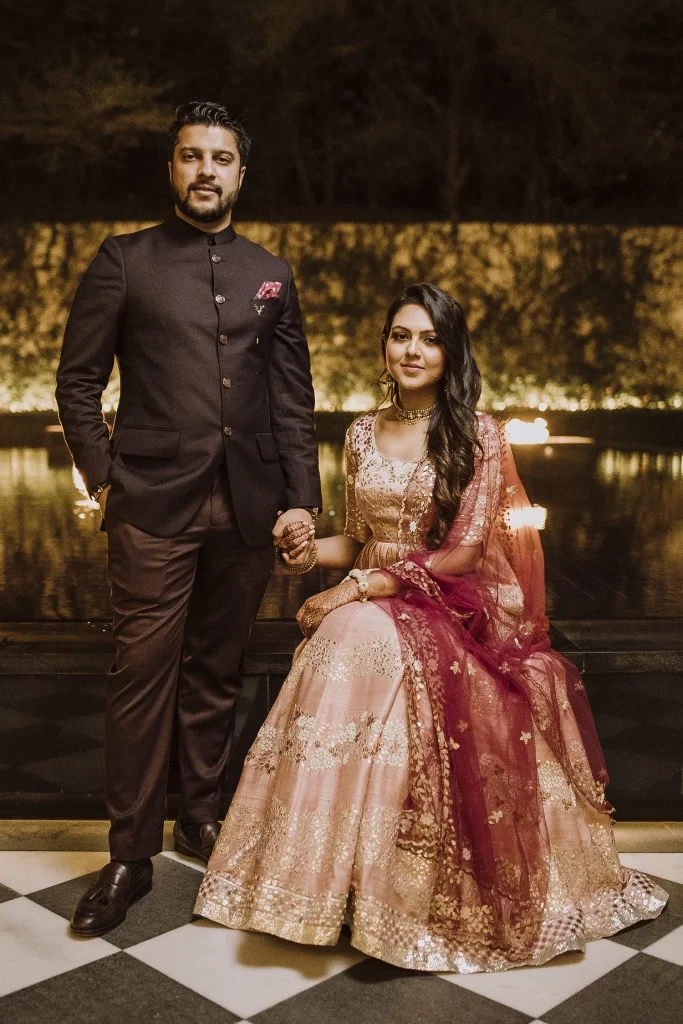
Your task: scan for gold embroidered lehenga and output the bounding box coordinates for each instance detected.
[195,411,667,973]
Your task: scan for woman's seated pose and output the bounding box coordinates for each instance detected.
[195,284,667,972]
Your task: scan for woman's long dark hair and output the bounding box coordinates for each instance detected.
[380,284,482,548]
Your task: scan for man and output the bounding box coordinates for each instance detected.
[56,101,322,936]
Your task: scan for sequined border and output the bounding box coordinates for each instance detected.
[195,868,668,974]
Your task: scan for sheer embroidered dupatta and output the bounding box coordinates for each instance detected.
[376,414,610,962]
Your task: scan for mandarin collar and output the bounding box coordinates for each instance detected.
[163,213,236,246]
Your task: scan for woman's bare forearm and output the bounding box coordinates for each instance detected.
[366,570,401,598]
[314,535,363,569]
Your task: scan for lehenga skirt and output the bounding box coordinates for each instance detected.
[195,600,667,972]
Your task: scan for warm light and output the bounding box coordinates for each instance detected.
[2,382,682,414]
[506,505,547,530]
[342,392,374,412]
[505,418,550,444]
[72,466,99,509]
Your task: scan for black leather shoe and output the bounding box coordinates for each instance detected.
[70,860,153,937]
[173,819,221,865]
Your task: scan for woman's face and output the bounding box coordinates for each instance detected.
[385,304,446,397]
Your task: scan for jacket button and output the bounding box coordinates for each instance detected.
[215,294,225,304]
[222,378,231,388]
[211,254,221,263]
[223,426,232,436]
[219,334,228,344]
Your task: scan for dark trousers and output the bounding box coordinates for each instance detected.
[104,470,274,860]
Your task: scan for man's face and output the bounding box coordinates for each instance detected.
[168,124,246,224]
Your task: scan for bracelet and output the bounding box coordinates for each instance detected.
[276,542,319,574]
[342,568,369,602]
[90,482,108,501]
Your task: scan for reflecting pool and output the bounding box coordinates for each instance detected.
[1,440,682,620]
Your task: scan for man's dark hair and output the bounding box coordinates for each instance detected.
[168,102,252,166]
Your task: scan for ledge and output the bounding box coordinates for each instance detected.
[1,619,682,675]
[1,818,680,854]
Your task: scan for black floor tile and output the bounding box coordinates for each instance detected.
[28,854,203,950]
[610,874,682,951]
[0,881,19,904]
[545,951,683,1024]
[252,958,533,1024]
[0,951,240,1024]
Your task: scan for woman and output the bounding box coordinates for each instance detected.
[195,284,667,972]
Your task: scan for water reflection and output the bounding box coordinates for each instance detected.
[1,441,682,621]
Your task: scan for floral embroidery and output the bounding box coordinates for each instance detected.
[448,738,460,751]
[488,809,503,824]
[456,720,469,732]
[450,661,460,674]
[520,731,532,744]
[506,485,518,495]
[409,521,417,533]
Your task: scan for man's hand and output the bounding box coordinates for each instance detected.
[97,484,111,514]
[279,520,314,558]
[272,508,313,546]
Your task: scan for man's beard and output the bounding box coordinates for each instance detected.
[171,181,240,223]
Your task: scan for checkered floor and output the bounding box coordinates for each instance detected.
[0,851,681,1024]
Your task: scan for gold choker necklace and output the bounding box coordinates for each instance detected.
[393,401,437,423]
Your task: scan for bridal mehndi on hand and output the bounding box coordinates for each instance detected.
[195,283,668,972]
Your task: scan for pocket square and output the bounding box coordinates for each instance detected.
[254,281,282,300]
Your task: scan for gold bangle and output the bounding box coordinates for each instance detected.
[276,542,318,574]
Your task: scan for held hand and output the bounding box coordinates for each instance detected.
[279,538,316,569]
[272,508,313,546]
[296,580,358,638]
[279,521,315,559]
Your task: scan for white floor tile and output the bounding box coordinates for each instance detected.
[619,853,683,885]
[0,851,109,895]
[160,850,205,873]
[127,918,365,1019]
[643,923,683,967]
[441,939,637,1018]
[0,898,116,998]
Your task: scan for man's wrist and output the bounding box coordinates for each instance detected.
[298,506,319,523]
[89,481,109,501]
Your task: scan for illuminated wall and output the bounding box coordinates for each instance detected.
[1,221,682,412]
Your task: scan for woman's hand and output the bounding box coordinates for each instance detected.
[278,520,315,567]
[296,580,359,638]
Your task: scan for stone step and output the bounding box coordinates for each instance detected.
[2,619,682,674]
[1,619,680,822]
